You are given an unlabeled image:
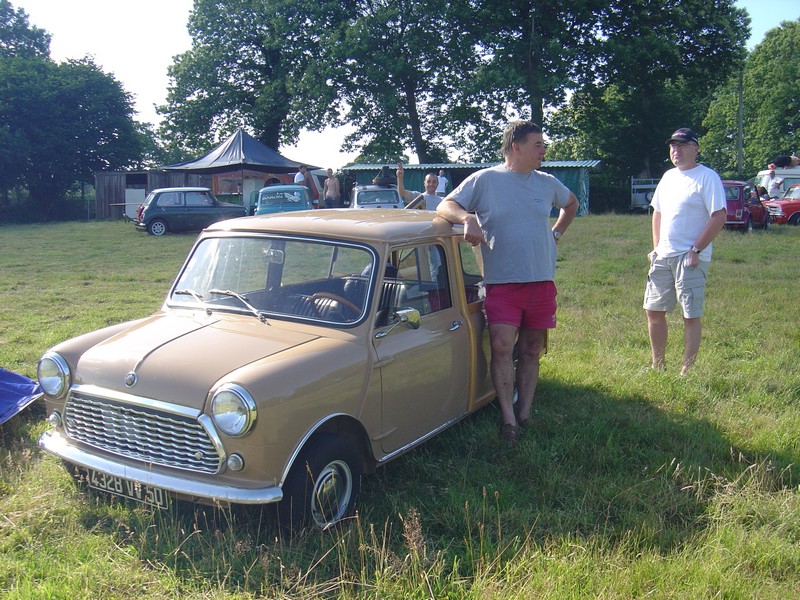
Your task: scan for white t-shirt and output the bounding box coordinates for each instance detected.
[294,171,305,185]
[450,165,571,284]
[436,176,448,194]
[651,164,725,261]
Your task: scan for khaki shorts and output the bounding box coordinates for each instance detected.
[643,252,709,318]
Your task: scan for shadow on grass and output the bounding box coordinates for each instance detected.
[34,375,797,592]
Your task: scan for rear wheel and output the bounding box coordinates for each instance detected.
[147,219,168,236]
[277,433,362,533]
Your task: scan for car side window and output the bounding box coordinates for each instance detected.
[186,191,213,207]
[156,192,181,207]
[386,244,451,318]
[459,241,484,303]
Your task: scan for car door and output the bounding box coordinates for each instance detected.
[372,243,470,455]
[153,191,186,231]
[744,184,767,225]
[183,190,218,231]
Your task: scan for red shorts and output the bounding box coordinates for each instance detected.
[484,281,557,329]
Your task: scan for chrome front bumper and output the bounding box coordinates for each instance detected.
[39,429,283,505]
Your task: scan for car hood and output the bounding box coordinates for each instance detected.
[74,312,319,408]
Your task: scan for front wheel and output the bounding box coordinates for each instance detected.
[147,219,168,236]
[790,213,800,226]
[278,433,362,533]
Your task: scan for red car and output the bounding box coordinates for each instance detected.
[723,180,770,232]
[764,184,800,225]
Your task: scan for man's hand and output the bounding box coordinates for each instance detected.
[462,215,486,246]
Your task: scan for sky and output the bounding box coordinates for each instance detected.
[11,0,800,170]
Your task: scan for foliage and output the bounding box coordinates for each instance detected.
[546,0,749,182]
[2,218,800,597]
[0,0,49,58]
[703,19,800,179]
[0,2,144,220]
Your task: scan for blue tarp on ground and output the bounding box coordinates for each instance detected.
[0,367,41,425]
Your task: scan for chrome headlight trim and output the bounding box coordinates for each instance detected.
[210,384,257,437]
[37,352,70,399]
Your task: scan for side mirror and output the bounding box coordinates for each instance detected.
[374,307,420,338]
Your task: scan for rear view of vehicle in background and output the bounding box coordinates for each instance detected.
[254,184,312,215]
[351,184,404,209]
[723,180,770,232]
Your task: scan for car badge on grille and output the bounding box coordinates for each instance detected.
[124,371,138,387]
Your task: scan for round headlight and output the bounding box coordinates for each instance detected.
[211,384,256,437]
[37,352,70,399]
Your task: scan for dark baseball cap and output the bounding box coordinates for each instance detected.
[667,128,699,145]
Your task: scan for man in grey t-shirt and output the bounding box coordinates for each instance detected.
[437,121,578,448]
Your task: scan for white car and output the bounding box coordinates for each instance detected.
[350,184,404,209]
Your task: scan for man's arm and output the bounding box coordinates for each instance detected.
[648,210,661,261]
[693,208,726,251]
[551,193,578,240]
[395,163,414,202]
[436,199,485,245]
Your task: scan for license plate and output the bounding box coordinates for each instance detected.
[85,469,172,509]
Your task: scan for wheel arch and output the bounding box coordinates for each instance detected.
[279,413,375,488]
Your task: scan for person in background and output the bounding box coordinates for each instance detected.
[396,163,442,210]
[436,120,578,448]
[323,168,341,208]
[765,168,784,199]
[644,127,726,376]
[435,169,449,197]
[294,165,308,186]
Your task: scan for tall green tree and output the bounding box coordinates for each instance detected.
[0,55,142,218]
[703,19,800,179]
[159,0,332,156]
[0,0,49,58]
[547,0,749,182]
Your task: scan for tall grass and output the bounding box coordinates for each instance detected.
[1,217,799,598]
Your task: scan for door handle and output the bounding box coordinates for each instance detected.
[449,321,462,331]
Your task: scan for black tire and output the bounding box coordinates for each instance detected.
[790,213,800,226]
[277,433,362,533]
[147,219,168,236]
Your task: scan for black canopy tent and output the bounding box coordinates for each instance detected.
[161,129,317,175]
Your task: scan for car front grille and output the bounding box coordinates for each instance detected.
[63,390,222,474]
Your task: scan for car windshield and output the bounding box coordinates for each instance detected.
[170,236,375,325]
[784,187,800,200]
[358,190,399,205]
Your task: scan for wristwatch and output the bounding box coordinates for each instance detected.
[552,230,562,240]
[691,246,701,254]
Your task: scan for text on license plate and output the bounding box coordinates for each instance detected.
[87,469,171,509]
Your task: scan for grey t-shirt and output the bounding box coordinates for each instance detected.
[451,164,571,284]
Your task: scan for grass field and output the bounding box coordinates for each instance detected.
[1,216,799,598]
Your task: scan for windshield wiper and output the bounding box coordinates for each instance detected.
[208,289,270,324]
[174,289,212,315]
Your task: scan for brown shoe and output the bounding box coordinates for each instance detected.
[500,423,520,448]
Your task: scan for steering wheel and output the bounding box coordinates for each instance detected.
[311,292,361,317]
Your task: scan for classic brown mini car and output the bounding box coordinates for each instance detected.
[37,210,496,530]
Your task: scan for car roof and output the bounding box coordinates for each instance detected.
[258,184,307,192]
[151,187,211,193]
[355,184,397,191]
[206,209,462,245]
[722,180,749,186]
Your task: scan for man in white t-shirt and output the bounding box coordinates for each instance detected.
[435,170,449,196]
[644,128,726,375]
[765,169,784,199]
[294,165,307,186]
